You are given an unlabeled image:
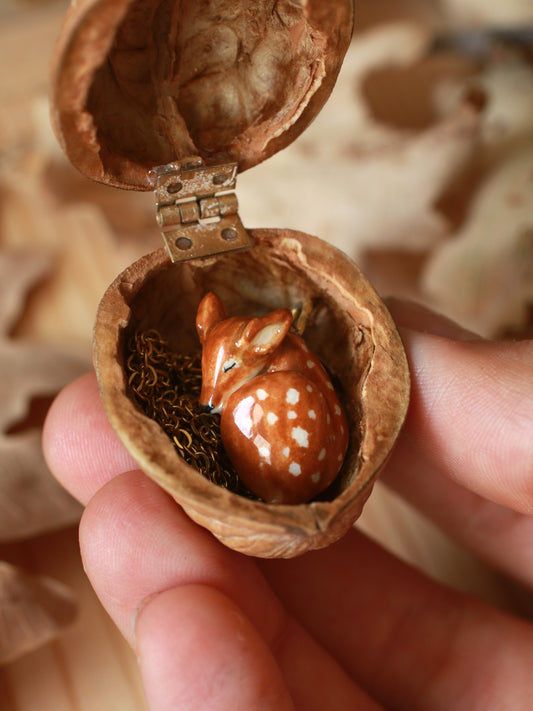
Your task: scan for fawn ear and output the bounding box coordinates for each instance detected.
[245,308,293,358]
[196,292,226,344]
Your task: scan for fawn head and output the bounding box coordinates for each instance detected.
[196,292,293,414]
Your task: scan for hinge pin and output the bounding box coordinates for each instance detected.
[150,157,253,262]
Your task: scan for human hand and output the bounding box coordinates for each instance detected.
[43,300,533,711]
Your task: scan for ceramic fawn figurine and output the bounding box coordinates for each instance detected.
[196,292,349,504]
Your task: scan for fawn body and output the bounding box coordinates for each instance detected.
[196,292,348,504]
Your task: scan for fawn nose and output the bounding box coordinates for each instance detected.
[201,403,214,413]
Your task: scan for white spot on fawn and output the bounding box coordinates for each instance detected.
[286,388,300,405]
[267,412,278,425]
[327,382,334,390]
[306,384,313,393]
[311,472,321,483]
[318,448,326,461]
[308,409,316,420]
[256,389,268,400]
[292,426,309,448]
[282,446,290,458]
[334,404,341,416]
[289,462,301,476]
[306,360,315,369]
[288,411,297,420]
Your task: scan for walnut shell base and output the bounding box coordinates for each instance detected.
[94,229,410,558]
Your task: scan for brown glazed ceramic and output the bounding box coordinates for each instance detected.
[195,291,349,505]
[52,0,411,557]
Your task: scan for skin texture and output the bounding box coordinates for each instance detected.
[43,299,533,711]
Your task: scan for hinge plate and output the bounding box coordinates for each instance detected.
[150,158,253,262]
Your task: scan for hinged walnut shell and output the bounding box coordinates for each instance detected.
[52,0,410,558]
[51,0,355,189]
[94,230,409,557]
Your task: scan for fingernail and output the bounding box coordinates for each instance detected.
[132,592,160,646]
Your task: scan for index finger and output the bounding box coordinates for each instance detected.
[43,372,137,505]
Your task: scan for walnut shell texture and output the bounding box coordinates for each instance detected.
[51,0,354,189]
[94,229,410,558]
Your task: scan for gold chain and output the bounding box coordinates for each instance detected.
[125,330,256,498]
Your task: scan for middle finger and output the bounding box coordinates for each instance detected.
[262,528,533,711]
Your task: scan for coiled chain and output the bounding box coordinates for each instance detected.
[125,330,255,497]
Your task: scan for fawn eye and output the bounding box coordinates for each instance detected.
[223,359,237,373]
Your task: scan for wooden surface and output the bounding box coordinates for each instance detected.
[0,1,530,709]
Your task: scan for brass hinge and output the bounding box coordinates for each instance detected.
[150,157,253,262]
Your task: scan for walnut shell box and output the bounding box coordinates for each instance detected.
[51,0,410,558]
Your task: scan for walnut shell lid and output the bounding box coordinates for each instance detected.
[94,229,410,558]
[51,0,354,190]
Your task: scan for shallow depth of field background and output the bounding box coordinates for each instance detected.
[0,0,532,708]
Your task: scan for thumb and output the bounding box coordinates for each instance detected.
[399,328,533,514]
[135,585,295,711]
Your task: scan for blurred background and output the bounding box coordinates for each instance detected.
[0,0,532,708]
